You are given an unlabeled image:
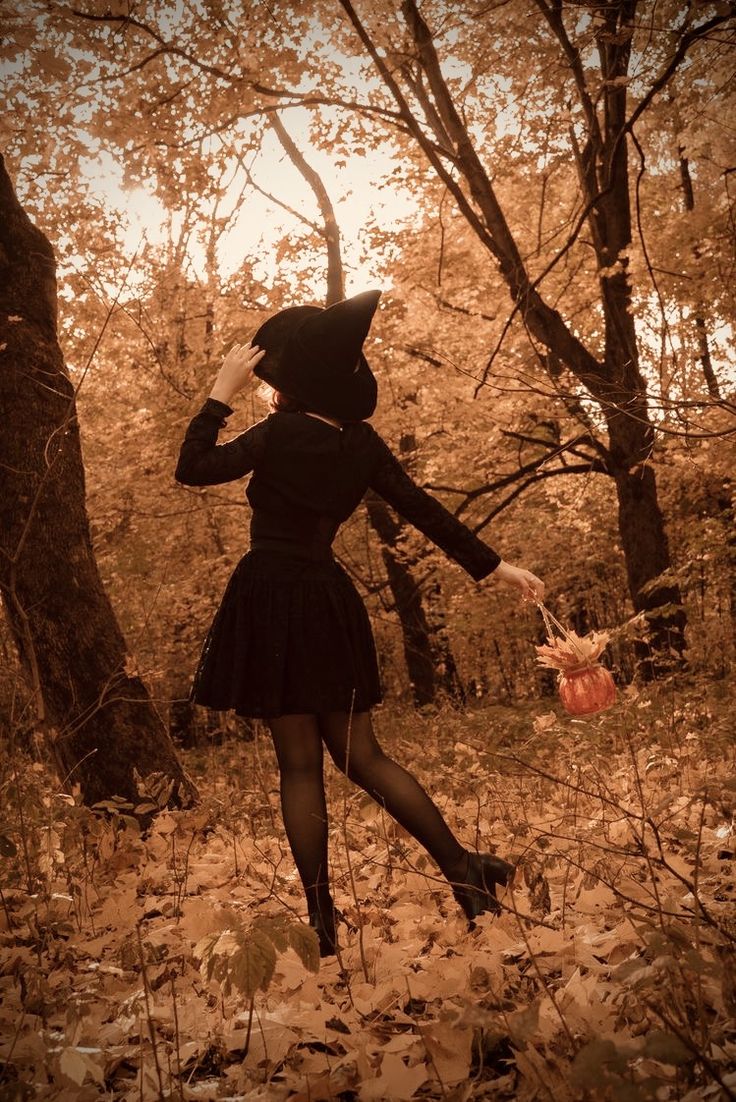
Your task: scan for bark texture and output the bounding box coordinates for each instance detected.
[0,154,198,807]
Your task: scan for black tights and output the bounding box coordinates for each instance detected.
[267,711,467,918]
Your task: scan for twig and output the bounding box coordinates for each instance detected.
[641,997,736,1100]
[135,923,166,1101]
[169,971,184,1102]
[506,881,576,1047]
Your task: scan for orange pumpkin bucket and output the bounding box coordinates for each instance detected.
[534,602,616,717]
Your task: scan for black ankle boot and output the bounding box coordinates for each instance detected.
[448,851,515,920]
[309,901,338,958]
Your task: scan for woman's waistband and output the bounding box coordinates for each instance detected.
[249,537,335,563]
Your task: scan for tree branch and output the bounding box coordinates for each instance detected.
[617,13,736,166]
[399,61,456,155]
[424,437,609,517]
[71,8,239,82]
[470,464,602,534]
[416,286,498,323]
[235,150,323,237]
[268,112,344,304]
[532,0,604,152]
[71,9,425,144]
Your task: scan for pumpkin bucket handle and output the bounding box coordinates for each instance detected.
[533,598,590,666]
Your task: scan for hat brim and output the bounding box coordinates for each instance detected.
[252,305,378,421]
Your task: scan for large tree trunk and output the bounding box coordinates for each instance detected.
[595,5,687,672]
[0,154,198,808]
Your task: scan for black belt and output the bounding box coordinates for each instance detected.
[250,538,335,563]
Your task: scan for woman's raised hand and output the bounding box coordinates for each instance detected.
[209,342,266,405]
[493,560,545,604]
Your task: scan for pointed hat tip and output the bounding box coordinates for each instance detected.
[328,289,381,311]
[320,288,381,325]
[345,288,381,319]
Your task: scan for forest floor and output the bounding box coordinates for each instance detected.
[0,675,735,1101]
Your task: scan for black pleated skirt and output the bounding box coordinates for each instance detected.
[189,549,383,719]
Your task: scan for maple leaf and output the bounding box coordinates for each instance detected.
[535,630,611,671]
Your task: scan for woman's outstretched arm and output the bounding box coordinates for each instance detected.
[367,429,544,601]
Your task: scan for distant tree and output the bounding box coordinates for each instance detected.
[270,112,465,704]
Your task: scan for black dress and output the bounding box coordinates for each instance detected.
[175,397,501,719]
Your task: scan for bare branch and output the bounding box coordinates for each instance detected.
[405,346,444,368]
[269,112,345,304]
[235,150,324,237]
[470,463,601,533]
[424,435,610,517]
[415,286,498,323]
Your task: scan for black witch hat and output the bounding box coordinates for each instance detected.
[252,290,381,422]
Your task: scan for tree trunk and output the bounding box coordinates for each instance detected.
[612,460,687,676]
[270,112,462,705]
[0,154,198,808]
[339,0,692,676]
[719,479,736,654]
[422,579,466,704]
[677,145,721,400]
[364,492,439,706]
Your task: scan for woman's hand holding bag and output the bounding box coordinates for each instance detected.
[493,560,545,604]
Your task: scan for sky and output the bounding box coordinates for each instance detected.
[79,118,417,300]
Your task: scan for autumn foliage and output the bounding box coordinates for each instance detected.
[1,685,735,1099]
[1,0,735,1098]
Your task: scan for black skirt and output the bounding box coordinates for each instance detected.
[189,549,383,719]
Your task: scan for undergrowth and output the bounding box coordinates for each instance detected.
[0,676,734,1101]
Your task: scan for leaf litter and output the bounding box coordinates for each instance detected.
[0,680,735,1100]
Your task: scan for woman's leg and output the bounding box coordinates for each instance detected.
[267,714,332,920]
[318,710,514,919]
[317,710,467,879]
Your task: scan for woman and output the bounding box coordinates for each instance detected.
[175,290,544,956]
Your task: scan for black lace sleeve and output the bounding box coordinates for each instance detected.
[174,398,269,486]
[367,430,501,581]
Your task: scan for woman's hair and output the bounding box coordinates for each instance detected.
[257,382,306,413]
[272,389,306,413]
